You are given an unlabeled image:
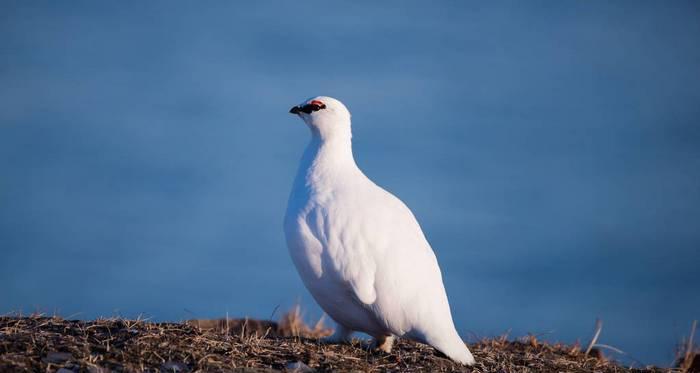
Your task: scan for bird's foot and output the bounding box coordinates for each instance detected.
[371,335,395,353]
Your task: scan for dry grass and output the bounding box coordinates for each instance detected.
[0,310,685,372]
[675,320,699,373]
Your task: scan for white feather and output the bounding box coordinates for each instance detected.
[284,96,475,365]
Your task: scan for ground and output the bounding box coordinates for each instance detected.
[0,310,690,372]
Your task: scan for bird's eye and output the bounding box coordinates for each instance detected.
[310,100,326,108]
[299,101,326,113]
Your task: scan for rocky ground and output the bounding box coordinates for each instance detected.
[0,309,694,372]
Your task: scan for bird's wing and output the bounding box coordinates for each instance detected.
[302,203,378,306]
[293,175,454,335]
[329,182,456,335]
[326,182,445,307]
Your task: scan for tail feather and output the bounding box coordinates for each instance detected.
[428,331,475,366]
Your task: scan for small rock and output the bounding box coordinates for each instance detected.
[161,360,189,372]
[88,367,110,373]
[42,351,72,364]
[286,361,313,372]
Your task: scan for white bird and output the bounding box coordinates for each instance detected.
[283,96,475,365]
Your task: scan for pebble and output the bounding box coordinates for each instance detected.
[286,361,313,372]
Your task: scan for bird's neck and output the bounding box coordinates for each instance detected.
[295,133,358,193]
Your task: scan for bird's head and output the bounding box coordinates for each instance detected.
[289,96,352,140]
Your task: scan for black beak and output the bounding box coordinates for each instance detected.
[289,106,301,114]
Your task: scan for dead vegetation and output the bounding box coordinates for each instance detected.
[675,320,699,373]
[0,309,691,372]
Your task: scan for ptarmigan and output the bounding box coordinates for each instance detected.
[283,96,475,365]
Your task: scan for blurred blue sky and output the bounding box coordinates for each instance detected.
[1,1,699,366]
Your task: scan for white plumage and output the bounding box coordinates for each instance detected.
[284,96,475,365]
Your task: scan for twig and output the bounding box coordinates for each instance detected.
[593,344,624,355]
[585,318,603,356]
[683,320,697,372]
[268,304,280,321]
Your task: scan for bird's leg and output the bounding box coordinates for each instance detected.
[372,335,395,353]
[321,324,353,344]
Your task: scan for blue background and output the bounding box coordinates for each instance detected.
[1,1,699,366]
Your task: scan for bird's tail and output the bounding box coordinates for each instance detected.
[428,330,475,366]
